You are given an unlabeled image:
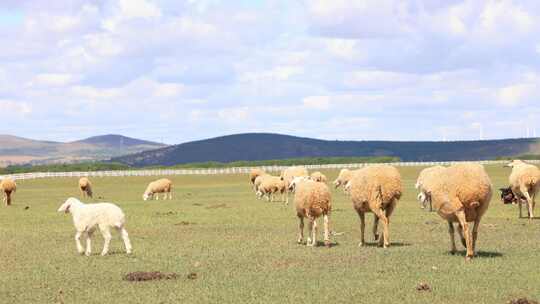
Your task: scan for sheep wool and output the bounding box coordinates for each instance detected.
[415,166,446,210]
[257,176,286,202]
[281,166,309,205]
[294,179,332,247]
[78,177,93,198]
[143,178,173,201]
[506,160,540,218]
[0,177,17,206]
[57,197,132,256]
[310,171,327,183]
[249,168,266,187]
[428,163,492,260]
[349,165,402,248]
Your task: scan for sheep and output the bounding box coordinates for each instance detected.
[256,176,286,202]
[504,160,540,219]
[280,166,309,204]
[143,178,173,201]
[0,177,16,206]
[78,177,93,198]
[253,173,271,196]
[349,165,402,248]
[427,163,492,260]
[291,176,332,247]
[249,168,266,190]
[415,166,446,211]
[333,168,361,194]
[57,197,132,256]
[310,171,327,183]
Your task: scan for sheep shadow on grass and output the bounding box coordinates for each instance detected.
[446,250,503,258]
[360,242,412,248]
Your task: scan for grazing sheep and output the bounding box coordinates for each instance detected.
[280,166,309,205]
[427,163,492,260]
[57,197,132,256]
[78,177,93,198]
[310,171,327,183]
[291,176,332,247]
[256,176,286,202]
[333,168,360,194]
[0,177,16,206]
[349,165,402,248]
[249,168,266,190]
[143,178,173,201]
[504,160,540,219]
[415,166,446,211]
[253,173,271,195]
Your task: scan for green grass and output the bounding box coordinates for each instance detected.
[1,165,539,303]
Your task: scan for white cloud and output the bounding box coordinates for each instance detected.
[497,84,535,106]
[0,100,32,116]
[303,95,330,110]
[30,73,76,87]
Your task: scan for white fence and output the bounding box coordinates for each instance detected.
[2,159,539,181]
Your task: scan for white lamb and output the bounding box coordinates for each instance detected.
[57,197,132,256]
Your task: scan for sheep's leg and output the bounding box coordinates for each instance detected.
[520,185,534,219]
[448,221,457,254]
[307,218,315,246]
[357,211,366,247]
[375,209,390,248]
[428,196,433,212]
[169,190,173,200]
[519,198,523,218]
[455,210,473,260]
[100,227,112,256]
[323,214,330,247]
[85,231,93,256]
[457,223,466,248]
[297,216,304,244]
[471,218,480,254]
[118,227,132,254]
[372,213,379,241]
[308,218,317,247]
[75,231,84,254]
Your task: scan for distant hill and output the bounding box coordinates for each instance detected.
[112,133,540,167]
[0,134,166,167]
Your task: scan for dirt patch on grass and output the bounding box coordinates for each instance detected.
[175,221,196,226]
[187,272,198,280]
[416,283,432,292]
[424,220,439,225]
[206,203,228,209]
[192,203,203,206]
[123,271,178,282]
[154,211,178,216]
[508,298,539,304]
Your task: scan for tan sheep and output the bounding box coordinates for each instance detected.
[0,177,17,206]
[253,173,271,197]
[256,176,286,202]
[333,168,360,194]
[415,165,446,211]
[143,178,173,201]
[427,163,492,260]
[291,177,332,247]
[310,171,327,183]
[280,166,309,205]
[249,168,266,190]
[78,177,93,198]
[504,160,540,219]
[349,165,402,248]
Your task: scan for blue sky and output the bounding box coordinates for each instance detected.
[0,0,539,144]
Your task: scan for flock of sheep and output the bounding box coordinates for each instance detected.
[251,160,540,261]
[1,160,539,261]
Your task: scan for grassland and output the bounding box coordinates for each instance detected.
[1,165,539,304]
